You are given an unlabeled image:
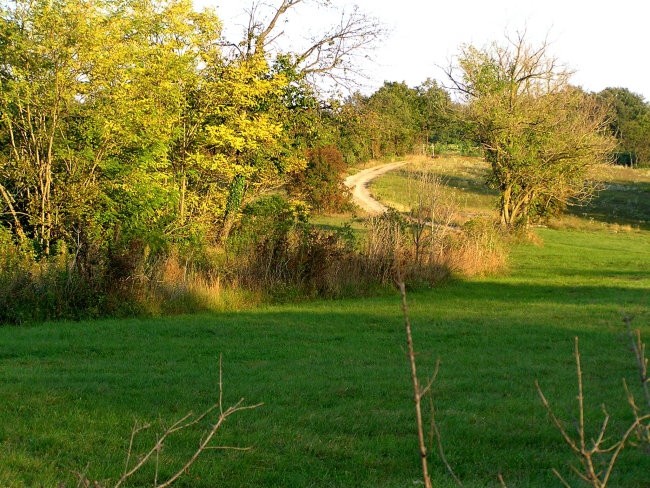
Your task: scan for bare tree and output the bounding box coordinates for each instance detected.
[226,0,384,89]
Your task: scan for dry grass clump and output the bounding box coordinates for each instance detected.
[362,210,507,286]
[443,218,508,276]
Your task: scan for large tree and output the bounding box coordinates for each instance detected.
[447,35,615,228]
[208,0,382,241]
[0,0,224,255]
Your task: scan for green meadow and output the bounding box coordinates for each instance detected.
[1,158,649,487]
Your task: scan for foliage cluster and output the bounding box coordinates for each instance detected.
[329,81,467,164]
[450,36,615,229]
[0,1,329,318]
[597,87,650,167]
[287,145,351,213]
[0,0,473,322]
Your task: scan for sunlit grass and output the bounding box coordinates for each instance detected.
[1,156,649,487]
[0,228,648,487]
[371,155,498,224]
[371,155,650,231]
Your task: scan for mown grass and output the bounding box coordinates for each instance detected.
[1,227,649,487]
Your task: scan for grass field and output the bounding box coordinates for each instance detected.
[1,156,649,487]
[370,155,497,224]
[371,155,650,231]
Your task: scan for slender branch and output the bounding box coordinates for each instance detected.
[624,316,650,409]
[552,468,573,488]
[428,394,463,487]
[398,279,433,488]
[537,336,650,488]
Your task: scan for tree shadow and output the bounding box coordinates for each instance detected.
[568,181,650,230]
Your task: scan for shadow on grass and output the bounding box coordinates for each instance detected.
[439,174,496,196]
[568,181,650,230]
[0,239,649,488]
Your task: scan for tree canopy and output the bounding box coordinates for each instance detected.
[448,35,615,228]
[597,87,650,167]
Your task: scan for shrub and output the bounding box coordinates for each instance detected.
[288,145,351,213]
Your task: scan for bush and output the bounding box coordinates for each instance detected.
[288,145,351,213]
[0,194,509,324]
[0,230,108,324]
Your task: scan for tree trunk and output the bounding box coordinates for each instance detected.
[179,170,187,223]
[500,184,512,228]
[0,183,27,242]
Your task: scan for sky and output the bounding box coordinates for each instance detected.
[197,0,650,101]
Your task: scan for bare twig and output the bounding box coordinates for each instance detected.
[623,379,650,446]
[77,355,261,488]
[397,279,433,488]
[537,337,650,488]
[623,316,650,409]
[428,394,463,487]
[497,472,509,488]
[551,467,573,488]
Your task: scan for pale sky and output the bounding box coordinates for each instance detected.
[197,0,649,101]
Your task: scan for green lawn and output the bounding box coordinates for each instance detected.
[1,227,649,487]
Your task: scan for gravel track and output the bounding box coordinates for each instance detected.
[343,161,406,215]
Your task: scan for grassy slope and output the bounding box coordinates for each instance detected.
[371,154,650,231]
[370,155,497,223]
[0,228,649,487]
[1,156,649,487]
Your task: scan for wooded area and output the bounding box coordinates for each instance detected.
[0,0,648,322]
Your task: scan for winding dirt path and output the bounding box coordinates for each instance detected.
[344,161,407,215]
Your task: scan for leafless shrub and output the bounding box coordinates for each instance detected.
[404,170,457,264]
[624,316,650,411]
[74,356,262,488]
[536,337,650,488]
[623,316,650,449]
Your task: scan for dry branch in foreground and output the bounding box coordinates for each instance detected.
[75,356,262,488]
[536,337,650,488]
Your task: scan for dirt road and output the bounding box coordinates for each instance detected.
[344,161,407,215]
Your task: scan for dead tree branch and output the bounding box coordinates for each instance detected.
[536,337,650,488]
[78,355,261,488]
[231,1,383,89]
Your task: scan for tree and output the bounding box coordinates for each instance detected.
[366,82,423,156]
[0,0,104,254]
[288,145,349,213]
[416,79,468,146]
[447,34,615,228]
[230,0,383,89]
[0,0,224,256]
[207,0,382,241]
[597,87,650,167]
